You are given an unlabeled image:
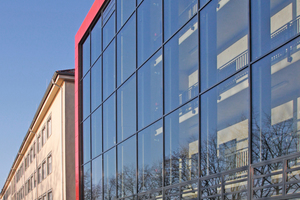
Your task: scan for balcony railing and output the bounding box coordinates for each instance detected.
[271,15,300,48]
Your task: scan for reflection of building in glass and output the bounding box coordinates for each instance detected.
[75,0,300,199]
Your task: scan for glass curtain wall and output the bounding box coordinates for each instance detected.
[80,0,300,199]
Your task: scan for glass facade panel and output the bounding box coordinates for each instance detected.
[92,106,102,158]
[201,69,249,176]
[82,72,90,120]
[252,39,300,163]
[165,99,199,186]
[137,0,162,66]
[103,0,115,24]
[103,94,116,151]
[252,0,300,59]
[164,16,198,114]
[83,162,91,200]
[200,0,210,8]
[104,148,116,200]
[103,12,115,49]
[91,58,102,112]
[138,120,163,192]
[103,40,116,100]
[117,75,136,142]
[138,50,162,130]
[92,156,102,200]
[117,14,136,86]
[117,136,136,198]
[83,118,91,164]
[200,0,249,91]
[91,19,102,65]
[79,0,300,199]
[82,35,90,76]
[117,0,135,30]
[164,0,197,41]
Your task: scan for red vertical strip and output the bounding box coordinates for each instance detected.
[75,0,106,200]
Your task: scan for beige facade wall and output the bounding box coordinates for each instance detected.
[1,75,74,200]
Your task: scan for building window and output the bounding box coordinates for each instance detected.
[28,179,30,193]
[42,127,46,146]
[201,69,249,175]
[31,175,33,190]
[117,137,136,197]
[42,161,47,179]
[47,117,52,138]
[24,157,27,170]
[30,148,33,163]
[25,182,27,195]
[252,39,300,163]
[47,155,52,175]
[38,135,41,152]
[48,191,52,200]
[38,167,42,183]
[43,195,46,200]
[33,142,36,158]
[34,171,36,187]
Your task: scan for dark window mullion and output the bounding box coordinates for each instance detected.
[248,0,252,199]
[161,0,166,198]
[135,0,139,195]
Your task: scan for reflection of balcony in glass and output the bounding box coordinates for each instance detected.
[217,120,249,170]
[270,2,300,48]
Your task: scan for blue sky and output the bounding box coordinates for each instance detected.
[0,0,94,189]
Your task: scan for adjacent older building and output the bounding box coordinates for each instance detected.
[0,69,75,200]
[75,0,300,199]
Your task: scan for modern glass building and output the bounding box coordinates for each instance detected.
[75,0,300,199]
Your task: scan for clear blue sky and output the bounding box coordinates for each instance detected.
[0,0,94,189]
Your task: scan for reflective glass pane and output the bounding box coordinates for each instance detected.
[200,0,210,8]
[201,69,249,176]
[117,136,136,197]
[83,118,91,164]
[103,12,116,49]
[138,120,163,192]
[117,75,136,142]
[83,163,91,200]
[91,19,102,65]
[82,73,90,120]
[137,0,162,66]
[164,0,197,41]
[91,58,102,112]
[138,50,163,130]
[103,94,116,151]
[92,156,102,200]
[92,106,102,158]
[117,0,135,30]
[103,40,116,100]
[117,14,136,86]
[82,35,90,76]
[103,0,115,24]
[164,16,198,114]
[165,99,199,186]
[137,0,142,6]
[252,39,300,163]
[200,0,249,91]
[181,182,198,199]
[104,148,116,200]
[252,0,300,59]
